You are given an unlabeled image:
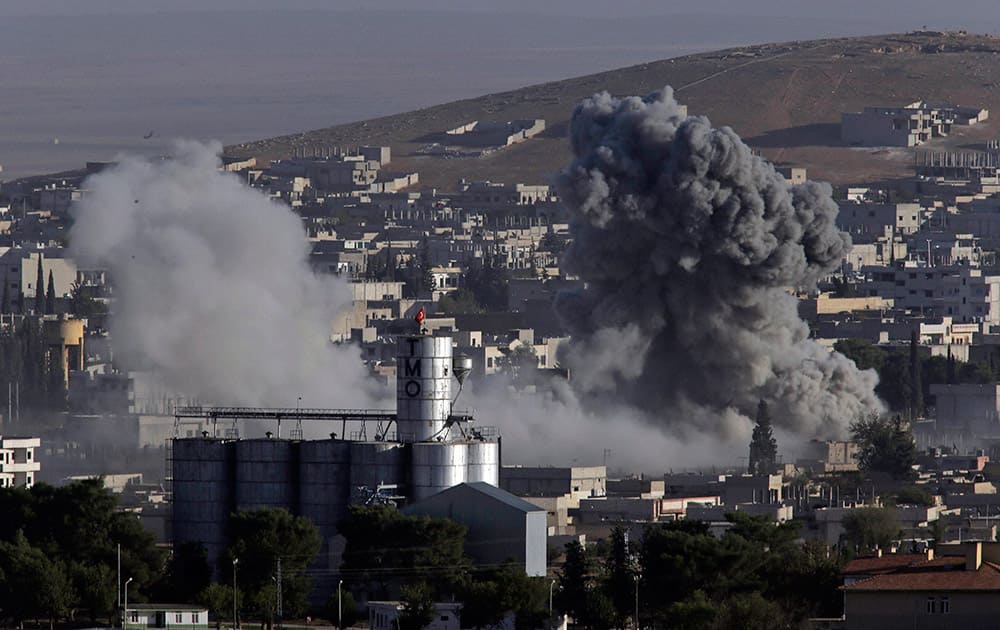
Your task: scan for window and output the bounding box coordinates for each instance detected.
[926,597,936,614]
[130,612,139,623]
[940,597,950,614]
[193,613,200,623]
[176,613,184,623]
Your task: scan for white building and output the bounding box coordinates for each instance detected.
[369,601,462,630]
[124,604,209,629]
[0,437,40,488]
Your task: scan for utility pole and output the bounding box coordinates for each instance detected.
[124,577,133,630]
[117,544,121,627]
[338,579,343,630]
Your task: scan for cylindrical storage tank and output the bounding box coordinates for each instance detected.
[234,439,297,511]
[298,440,352,538]
[411,442,467,501]
[349,442,405,500]
[396,336,453,442]
[465,441,499,486]
[171,439,233,571]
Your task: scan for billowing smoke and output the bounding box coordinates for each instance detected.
[69,141,382,410]
[553,87,880,438]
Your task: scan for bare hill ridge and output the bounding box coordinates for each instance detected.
[227,31,1000,189]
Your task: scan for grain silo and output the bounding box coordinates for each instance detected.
[169,332,500,580]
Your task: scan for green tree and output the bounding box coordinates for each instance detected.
[850,413,917,479]
[604,527,634,628]
[437,288,484,314]
[464,264,510,311]
[326,587,358,629]
[834,338,886,372]
[498,343,538,389]
[0,531,75,630]
[33,255,44,315]
[842,507,900,552]
[398,582,435,630]
[555,541,590,625]
[713,591,788,630]
[667,591,718,630]
[909,331,923,418]
[225,508,321,622]
[339,505,469,600]
[157,541,212,604]
[45,270,56,315]
[70,562,117,622]
[892,485,935,507]
[748,399,778,475]
[198,583,236,629]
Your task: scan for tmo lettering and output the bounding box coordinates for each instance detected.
[405,380,421,397]
[404,358,422,377]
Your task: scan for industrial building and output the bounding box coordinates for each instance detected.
[170,334,501,586]
[403,481,547,577]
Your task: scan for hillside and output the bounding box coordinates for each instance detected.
[226,31,1000,189]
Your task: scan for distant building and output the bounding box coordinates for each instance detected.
[500,465,607,499]
[0,436,40,488]
[842,101,988,147]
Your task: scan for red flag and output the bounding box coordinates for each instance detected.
[414,306,426,325]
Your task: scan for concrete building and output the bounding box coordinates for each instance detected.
[862,264,1000,324]
[796,440,860,473]
[0,248,78,309]
[842,102,988,147]
[403,481,547,577]
[836,202,922,237]
[0,436,40,488]
[500,465,606,499]
[931,383,1000,436]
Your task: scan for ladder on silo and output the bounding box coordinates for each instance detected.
[164,439,173,498]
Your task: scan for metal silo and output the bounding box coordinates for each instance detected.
[171,438,233,568]
[465,441,499,486]
[298,439,352,534]
[411,442,468,501]
[396,336,452,442]
[349,441,405,496]
[234,439,297,511]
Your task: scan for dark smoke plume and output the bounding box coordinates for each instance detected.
[554,87,880,438]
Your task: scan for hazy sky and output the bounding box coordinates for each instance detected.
[2,0,999,179]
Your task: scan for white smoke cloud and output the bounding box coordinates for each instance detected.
[69,140,384,410]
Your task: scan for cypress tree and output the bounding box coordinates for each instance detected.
[1,279,8,314]
[909,330,923,419]
[45,270,56,315]
[748,399,778,475]
[33,255,44,315]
